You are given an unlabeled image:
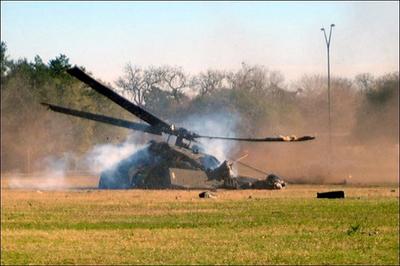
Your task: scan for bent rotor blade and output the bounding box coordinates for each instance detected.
[235,160,268,175]
[226,155,267,175]
[194,135,315,142]
[66,66,172,132]
[41,103,163,135]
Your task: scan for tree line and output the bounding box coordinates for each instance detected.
[1,41,398,172]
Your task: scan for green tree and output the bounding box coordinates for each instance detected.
[49,54,71,75]
[1,41,9,81]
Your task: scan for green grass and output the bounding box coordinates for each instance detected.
[1,187,399,265]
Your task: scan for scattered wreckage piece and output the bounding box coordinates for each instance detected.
[251,174,287,189]
[317,190,345,199]
[199,191,217,198]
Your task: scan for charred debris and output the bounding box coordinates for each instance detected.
[42,66,315,190]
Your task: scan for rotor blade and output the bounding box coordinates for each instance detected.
[194,135,315,142]
[41,103,163,135]
[233,153,249,162]
[66,66,172,132]
[235,160,268,175]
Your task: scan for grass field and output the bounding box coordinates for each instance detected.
[1,177,399,265]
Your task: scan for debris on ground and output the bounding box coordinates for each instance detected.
[250,174,287,189]
[317,190,345,199]
[199,191,217,198]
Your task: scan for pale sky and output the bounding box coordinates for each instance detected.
[1,1,399,84]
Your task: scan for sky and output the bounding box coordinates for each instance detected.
[1,1,399,85]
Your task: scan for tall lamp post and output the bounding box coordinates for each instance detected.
[321,24,335,173]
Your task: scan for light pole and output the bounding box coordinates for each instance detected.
[321,24,335,172]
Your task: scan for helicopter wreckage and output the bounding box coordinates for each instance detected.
[42,66,315,190]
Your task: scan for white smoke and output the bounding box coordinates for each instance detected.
[83,133,146,174]
[7,153,72,190]
[6,134,147,190]
[180,112,242,162]
[6,113,242,189]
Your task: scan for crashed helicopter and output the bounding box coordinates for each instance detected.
[42,66,315,190]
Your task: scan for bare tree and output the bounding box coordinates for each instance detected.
[267,71,285,89]
[191,69,226,96]
[116,63,165,106]
[116,63,145,105]
[143,66,164,95]
[355,73,374,93]
[227,63,271,94]
[297,74,326,97]
[161,66,187,102]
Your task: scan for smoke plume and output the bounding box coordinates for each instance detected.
[7,153,72,190]
[180,112,242,162]
[83,133,146,174]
